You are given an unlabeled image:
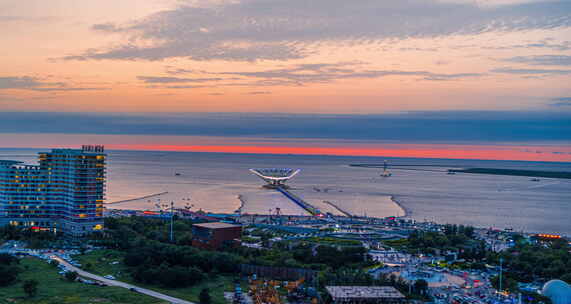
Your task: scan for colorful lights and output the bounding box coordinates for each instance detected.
[536,234,562,239]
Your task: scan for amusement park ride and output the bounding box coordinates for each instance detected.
[244,278,317,304]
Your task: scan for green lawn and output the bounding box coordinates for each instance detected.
[75,249,239,304]
[0,257,166,304]
[74,249,130,281]
[304,236,362,246]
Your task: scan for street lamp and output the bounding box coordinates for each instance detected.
[499,257,503,293]
[170,201,174,243]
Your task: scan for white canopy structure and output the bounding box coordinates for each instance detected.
[249,168,301,187]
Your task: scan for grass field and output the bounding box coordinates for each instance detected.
[75,249,239,304]
[0,257,166,304]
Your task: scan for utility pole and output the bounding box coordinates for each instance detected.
[170,201,174,243]
[499,257,503,293]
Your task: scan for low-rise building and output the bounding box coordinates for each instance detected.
[192,222,242,250]
[325,286,406,304]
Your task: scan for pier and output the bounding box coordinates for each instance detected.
[106,192,169,205]
[275,187,322,216]
[323,200,353,217]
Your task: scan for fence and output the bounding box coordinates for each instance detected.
[240,264,318,281]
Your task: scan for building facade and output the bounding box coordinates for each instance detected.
[0,145,106,236]
[325,286,406,304]
[192,222,242,250]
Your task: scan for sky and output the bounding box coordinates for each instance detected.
[1,0,570,161]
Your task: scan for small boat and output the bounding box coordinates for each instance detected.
[175,172,181,176]
[447,171,456,175]
[530,178,540,182]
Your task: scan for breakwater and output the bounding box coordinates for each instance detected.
[106,192,169,205]
[449,168,571,179]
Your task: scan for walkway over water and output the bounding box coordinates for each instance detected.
[275,187,322,216]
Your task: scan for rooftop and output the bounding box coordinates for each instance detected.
[193,222,242,229]
[0,160,23,166]
[42,148,106,155]
[325,286,405,299]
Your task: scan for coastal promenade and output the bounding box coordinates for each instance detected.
[51,256,195,304]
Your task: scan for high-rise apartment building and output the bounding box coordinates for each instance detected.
[0,145,106,236]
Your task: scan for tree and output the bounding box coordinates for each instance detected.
[560,273,571,285]
[414,279,428,295]
[199,288,211,304]
[0,253,18,265]
[65,271,78,282]
[0,265,19,286]
[23,279,38,297]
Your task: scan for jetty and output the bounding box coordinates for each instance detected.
[106,192,169,205]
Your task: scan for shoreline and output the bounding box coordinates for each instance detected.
[390,195,411,218]
[235,194,246,213]
[104,191,570,237]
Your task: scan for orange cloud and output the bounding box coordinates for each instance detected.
[106,143,571,162]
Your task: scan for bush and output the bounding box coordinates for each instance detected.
[0,265,20,286]
[23,279,39,297]
[199,288,211,304]
[65,271,78,282]
[157,265,205,288]
[133,264,205,288]
[0,253,18,265]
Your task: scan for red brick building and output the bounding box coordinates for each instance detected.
[192,222,242,250]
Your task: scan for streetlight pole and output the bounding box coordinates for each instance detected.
[170,201,174,243]
[499,257,503,293]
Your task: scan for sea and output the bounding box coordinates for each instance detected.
[1,148,570,236]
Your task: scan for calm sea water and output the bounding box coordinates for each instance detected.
[1,148,570,235]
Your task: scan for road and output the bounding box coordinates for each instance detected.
[51,256,195,304]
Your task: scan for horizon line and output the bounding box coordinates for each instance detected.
[2,144,570,164]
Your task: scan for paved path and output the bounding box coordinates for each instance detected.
[51,256,195,304]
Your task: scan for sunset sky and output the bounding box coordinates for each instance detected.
[1,0,570,161]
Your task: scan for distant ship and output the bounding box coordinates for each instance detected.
[175,172,181,176]
[530,178,540,182]
[447,171,456,175]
